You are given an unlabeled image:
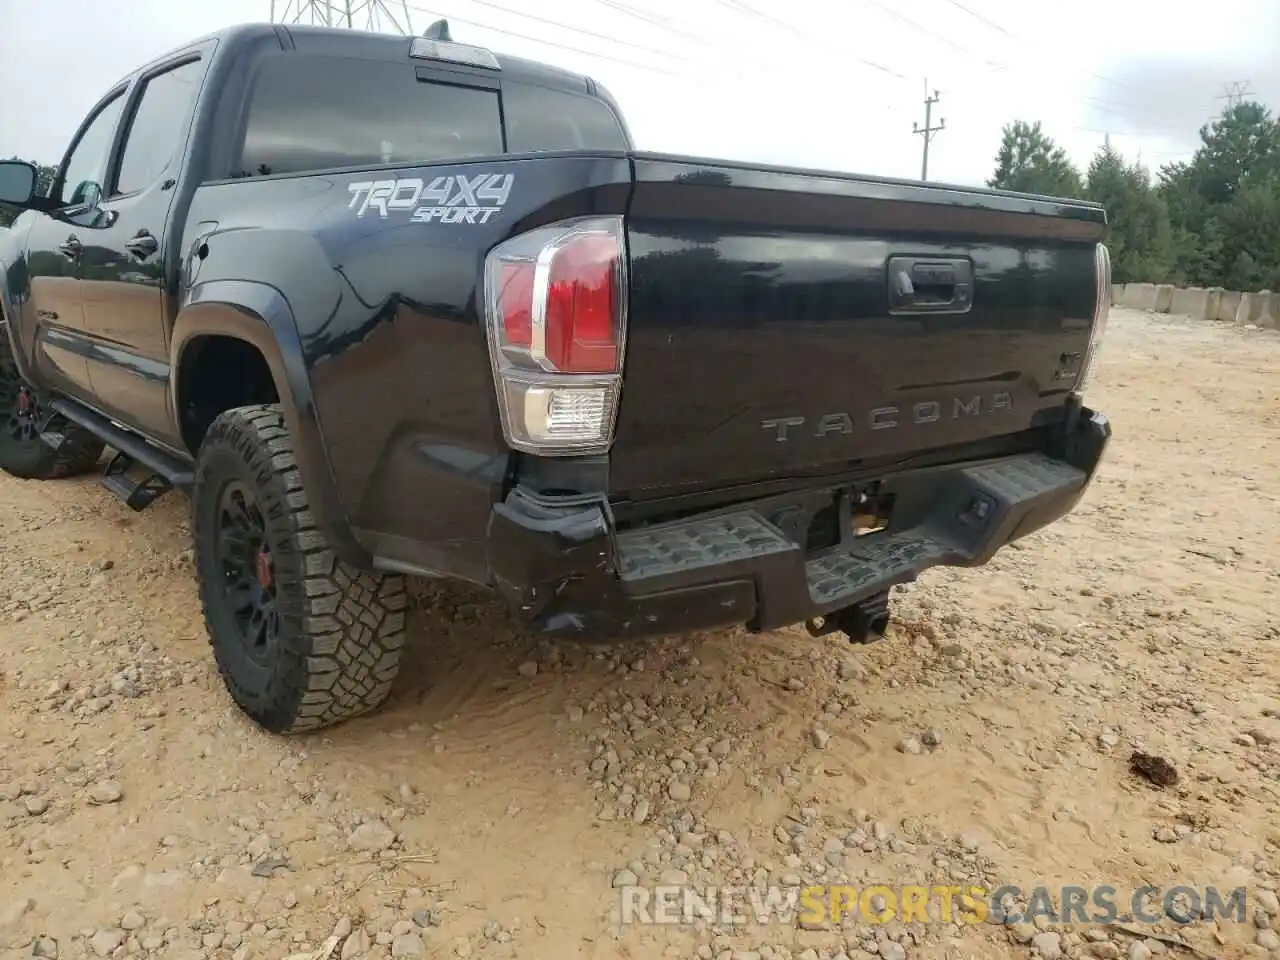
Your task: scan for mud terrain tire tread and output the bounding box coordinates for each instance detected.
[193,403,407,733]
[0,350,105,480]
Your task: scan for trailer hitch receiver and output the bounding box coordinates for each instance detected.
[805,590,891,645]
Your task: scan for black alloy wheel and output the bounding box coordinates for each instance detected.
[215,479,283,667]
[0,344,105,480]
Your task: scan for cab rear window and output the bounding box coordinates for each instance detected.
[236,56,502,177]
[233,55,628,178]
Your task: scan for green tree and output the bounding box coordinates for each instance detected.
[1085,145,1173,283]
[1157,161,1220,284]
[1185,102,1279,205]
[1216,178,1280,290]
[1156,102,1280,287]
[987,120,1084,198]
[990,100,1280,289]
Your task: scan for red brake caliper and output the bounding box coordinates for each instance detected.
[255,547,273,591]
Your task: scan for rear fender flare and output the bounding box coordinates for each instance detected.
[171,278,369,566]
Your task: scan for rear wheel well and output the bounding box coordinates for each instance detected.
[177,335,279,455]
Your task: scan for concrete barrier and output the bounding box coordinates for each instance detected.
[1232,293,1252,324]
[1114,282,1277,330]
[1216,289,1243,322]
[1235,291,1258,324]
[1169,286,1213,321]
[1235,290,1271,326]
[1256,291,1278,329]
[1207,287,1223,322]
[1120,282,1158,310]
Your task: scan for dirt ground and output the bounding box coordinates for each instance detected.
[1,307,1278,960]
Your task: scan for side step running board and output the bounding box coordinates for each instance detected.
[50,398,195,511]
[102,451,174,511]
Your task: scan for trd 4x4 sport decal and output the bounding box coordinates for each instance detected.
[347,174,513,224]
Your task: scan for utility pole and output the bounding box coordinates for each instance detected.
[271,0,414,34]
[912,80,945,181]
[1216,80,1254,113]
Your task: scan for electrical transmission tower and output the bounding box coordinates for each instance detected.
[1216,80,1254,113]
[271,0,414,34]
[912,80,945,181]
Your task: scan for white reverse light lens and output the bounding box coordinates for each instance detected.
[501,380,618,451]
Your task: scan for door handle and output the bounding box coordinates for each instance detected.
[125,232,159,259]
[58,236,82,259]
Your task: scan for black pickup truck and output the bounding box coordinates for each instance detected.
[0,22,1112,733]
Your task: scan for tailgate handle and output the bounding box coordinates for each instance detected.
[887,256,974,315]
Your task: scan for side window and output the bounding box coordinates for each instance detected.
[59,94,126,207]
[115,59,203,196]
[237,56,503,177]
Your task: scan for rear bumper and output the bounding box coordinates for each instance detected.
[487,407,1110,641]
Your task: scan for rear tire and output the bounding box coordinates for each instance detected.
[192,403,407,733]
[0,346,105,480]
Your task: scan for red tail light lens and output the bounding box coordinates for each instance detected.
[499,262,534,348]
[545,233,619,374]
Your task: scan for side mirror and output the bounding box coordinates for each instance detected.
[0,160,37,206]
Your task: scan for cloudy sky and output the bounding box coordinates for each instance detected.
[1,0,1276,187]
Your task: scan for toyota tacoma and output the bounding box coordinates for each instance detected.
[0,21,1112,733]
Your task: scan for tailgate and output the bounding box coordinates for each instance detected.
[610,154,1107,498]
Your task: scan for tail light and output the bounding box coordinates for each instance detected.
[483,216,627,454]
[1077,242,1111,393]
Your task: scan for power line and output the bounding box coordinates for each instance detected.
[282,0,1195,137]
[519,2,1202,145]
[413,0,911,92]
[912,81,945,181]
[713,0,908,79]
[398,2,684,75]
[586,0,912,83]
[940,0,1013,38]
[864,0,1180,118]
[460,0,693,62]
[273,0,684,74]
[847,0,1194,129]
[594,0,724,48]
[271,0,1212,166]
[939,0,1140,94]
[878,1,1215,133]
[860,0,1003,71]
